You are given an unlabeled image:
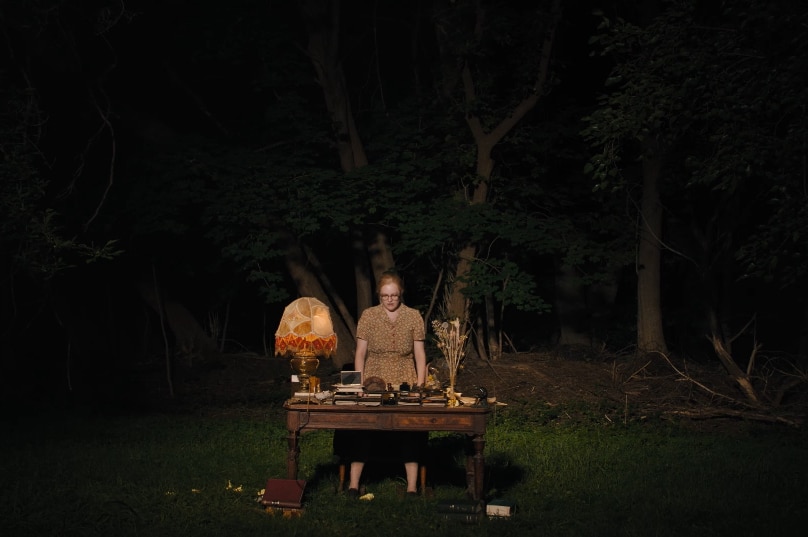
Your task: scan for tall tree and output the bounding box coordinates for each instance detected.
[432,0,561,358]
[584,0,808,361]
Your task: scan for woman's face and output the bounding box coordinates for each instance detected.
[379,282,402,312]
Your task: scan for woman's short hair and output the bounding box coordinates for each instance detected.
[376,270,404,295]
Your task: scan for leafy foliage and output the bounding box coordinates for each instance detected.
[582,0,808,348]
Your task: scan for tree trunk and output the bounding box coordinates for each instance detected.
[437,0,560,346]
[352,228,373,314]
[799,298,808,368]
[636,156,669,355]
[302,0,394,318]
[367,229,396,285]
[484,293,499,361]
[554,262,592,347]
[136,282,220,368]
[283,235,355,368]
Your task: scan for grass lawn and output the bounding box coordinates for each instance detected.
[2,403,807,536]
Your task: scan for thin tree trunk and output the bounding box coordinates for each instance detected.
[352,228,373,314]
[367,229,396,284]
[219,300,230,353]
[800,299,808,368]
[283,233,355,368]
[554,262,592,347]
[484,294,499,361]
[636,156,668,355]
[443,0,561,351]
[302,0,394,318]
[151,264,173,398]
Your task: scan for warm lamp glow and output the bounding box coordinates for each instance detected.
[275,297,337,393]
[274,297,337,357]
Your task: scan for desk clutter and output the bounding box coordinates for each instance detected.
[288,377,497,407]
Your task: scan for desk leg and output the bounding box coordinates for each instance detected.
[465,434,486,500]
[287,427,300,480]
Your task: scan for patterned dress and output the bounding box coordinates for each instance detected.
[333,303,427,466]
[358,304,425,388]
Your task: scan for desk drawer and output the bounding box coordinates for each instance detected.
[393,414,476,431]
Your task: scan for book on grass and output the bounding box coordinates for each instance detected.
[261,479,306,509]
[437,499,484,524]
[437,499,484,514]
[438,511,482,524]
[486,498,515,517]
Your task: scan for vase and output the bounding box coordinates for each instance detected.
[446,385,460,407]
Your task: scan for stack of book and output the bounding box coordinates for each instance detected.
[436,499,484,524]
[397,393,423,406]
[333,383,364,405]
[357,392,382,406]
[486,498,515,518]
[422,394,448,407]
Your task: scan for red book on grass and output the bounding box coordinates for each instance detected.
[261,479,307,509]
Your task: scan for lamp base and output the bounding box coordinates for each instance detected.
[290,352,320,393]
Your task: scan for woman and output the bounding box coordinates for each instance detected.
[336,270,427,497]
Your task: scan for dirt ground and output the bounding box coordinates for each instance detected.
[163,349,806,429]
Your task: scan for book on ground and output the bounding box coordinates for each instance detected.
[437,499,484,524]
[438,511,482,524]
[486,498,515,517]
[261,479,306,509]
[437,499,484,514]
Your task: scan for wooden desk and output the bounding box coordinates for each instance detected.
[284,403,490,500]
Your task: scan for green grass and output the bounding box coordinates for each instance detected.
[2,404,807,536]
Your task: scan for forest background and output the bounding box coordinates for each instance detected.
[1,0,806,415]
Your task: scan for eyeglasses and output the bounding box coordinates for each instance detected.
[379,294,400,301]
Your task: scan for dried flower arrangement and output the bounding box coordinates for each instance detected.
[431,318,469,395]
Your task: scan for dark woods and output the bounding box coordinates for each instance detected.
[1,0,806,409]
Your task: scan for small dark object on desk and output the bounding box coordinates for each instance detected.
[474,386,489,407]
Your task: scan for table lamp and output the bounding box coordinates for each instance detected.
[274,297,337,392]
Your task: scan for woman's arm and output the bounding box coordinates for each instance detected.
[413,340,427,386]
[354,337,368,375]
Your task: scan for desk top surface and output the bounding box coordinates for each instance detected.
[284,402,490,414]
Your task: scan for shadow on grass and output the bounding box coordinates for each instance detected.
[305,434,526,498]
[427,435,526,497]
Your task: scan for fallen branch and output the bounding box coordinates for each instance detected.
[665,408,802,427]
[710,334,762,406]
[658,352,753,408]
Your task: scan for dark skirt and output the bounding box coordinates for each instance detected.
[333,430,427,463]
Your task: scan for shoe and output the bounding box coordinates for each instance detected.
[346,488,360,499]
